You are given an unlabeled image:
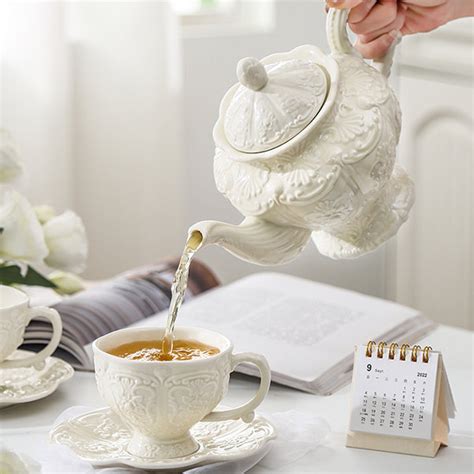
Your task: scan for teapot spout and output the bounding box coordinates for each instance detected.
[188,217,311,266]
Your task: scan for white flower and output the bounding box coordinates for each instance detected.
[49,270,85,294]
[0,188,48,265]
[0,447,41,474]
[43,211,88,273]
[0,129,23,183]
[34,205,56,225]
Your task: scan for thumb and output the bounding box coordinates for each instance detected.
[356,29,401,60]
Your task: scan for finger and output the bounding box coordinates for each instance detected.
[350,0,398,35]
[349,0,377,24]
[401,5,447,35]
[327,0,364,9]
[359,5,406,43]
[402,0,445,6]
[355,29,400,59]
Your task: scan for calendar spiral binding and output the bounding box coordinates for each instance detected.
[365,341,433,363]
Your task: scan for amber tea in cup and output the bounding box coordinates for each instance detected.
[108,338,219,361]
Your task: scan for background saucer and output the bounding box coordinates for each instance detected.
[0,350,74,408]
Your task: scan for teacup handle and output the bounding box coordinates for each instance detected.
[203,352,271,423]
[0,307,62,369]
[326,8,400,78]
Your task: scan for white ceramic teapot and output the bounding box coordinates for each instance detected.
[189,9,414,265]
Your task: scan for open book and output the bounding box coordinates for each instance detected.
[26,270,434,395]
[126,273,436,395]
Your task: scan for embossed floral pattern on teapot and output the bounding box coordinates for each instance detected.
[190,9,414,265]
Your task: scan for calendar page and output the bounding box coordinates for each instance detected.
[349,345,440,440]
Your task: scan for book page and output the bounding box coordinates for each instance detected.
[131,273,421,382]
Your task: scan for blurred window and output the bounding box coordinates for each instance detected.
[173,0,236,17]
[173,0,274,34]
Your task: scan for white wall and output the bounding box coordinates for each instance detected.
[180,0,387,296]
[390,19,474,329]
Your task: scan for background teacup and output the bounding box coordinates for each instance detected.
[0,285,62,369]
[93,326,271,460]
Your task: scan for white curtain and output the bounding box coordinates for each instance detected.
[0,1,73,209]
[67,1,184,278]
[1,1,183,278]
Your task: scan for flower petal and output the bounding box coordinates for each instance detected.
[44,211,88,274]
[0,189,48,265]
[0,129,23,183]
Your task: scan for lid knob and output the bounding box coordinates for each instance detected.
[236,57,268,91]
[225,56,330,154]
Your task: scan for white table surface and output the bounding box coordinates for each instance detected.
[1,325,473,473]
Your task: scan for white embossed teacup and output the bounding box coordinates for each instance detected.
[93,326,271,460]
[0,285,62,369]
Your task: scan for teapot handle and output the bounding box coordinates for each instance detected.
[326,8,400,78]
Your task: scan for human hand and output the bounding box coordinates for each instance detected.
[326,0,474,59]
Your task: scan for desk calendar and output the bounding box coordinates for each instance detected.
[347,341,456,457]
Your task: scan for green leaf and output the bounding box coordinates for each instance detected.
[0,265,57,288]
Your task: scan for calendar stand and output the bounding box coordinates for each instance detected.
[346,342,455,458]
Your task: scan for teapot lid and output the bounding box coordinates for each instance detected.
[224,57,329,154]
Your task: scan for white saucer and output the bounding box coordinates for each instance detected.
[50,407,276,470]
[0,350,74,408]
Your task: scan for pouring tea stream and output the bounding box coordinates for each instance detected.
[161,230,203,357]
